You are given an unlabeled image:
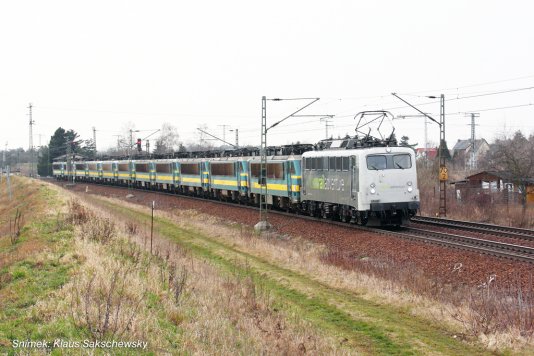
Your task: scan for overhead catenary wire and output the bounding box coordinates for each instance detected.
[23,75,534,150]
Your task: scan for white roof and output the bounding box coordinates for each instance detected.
[302,147,414,158]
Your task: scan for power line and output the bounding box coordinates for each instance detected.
[451,86,534,100]
[397,74,534,96]
[334,84,534,118]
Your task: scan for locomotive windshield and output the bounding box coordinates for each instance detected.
[393,154,411,169]
[366,155,387,170]
[366,154,412,170]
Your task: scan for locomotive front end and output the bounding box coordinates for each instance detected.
[360,146,419,225]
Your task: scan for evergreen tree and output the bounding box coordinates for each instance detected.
[49,127,67,161]
[37,146,51,176]
[438,139,452,160]
[48,127,96,164]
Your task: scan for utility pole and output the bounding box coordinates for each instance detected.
[92,126,97,155]
[218,124,230,146]
[28,103,35,178]
[229,129,239,148]
[465,113,480,170]
[320,116,334,140]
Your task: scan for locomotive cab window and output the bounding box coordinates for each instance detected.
[367,154,412,170]
[367,155,387,170]
[393,154,412,169]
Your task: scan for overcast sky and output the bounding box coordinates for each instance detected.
[1,0,533,153]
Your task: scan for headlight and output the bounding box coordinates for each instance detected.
[407,181,412,186]
[370,183,376,188]
[370,188,376,194]
[407,186,413,192]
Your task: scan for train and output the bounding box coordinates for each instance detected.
[52,137,420,226]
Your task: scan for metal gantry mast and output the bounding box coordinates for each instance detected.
[392,93,447,217]
[259,96,268,230]
[438,94,447,217]
[256,96,321,231]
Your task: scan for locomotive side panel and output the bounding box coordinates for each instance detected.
[301,151,357,208]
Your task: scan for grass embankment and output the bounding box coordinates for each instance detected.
[1,178,344,354]
[2,178,529,354]
[82,193,494,355]
[0,177,81,352]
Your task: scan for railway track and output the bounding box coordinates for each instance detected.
[410,216,534,241]
[51,180,534,264]
[399,226,534,264]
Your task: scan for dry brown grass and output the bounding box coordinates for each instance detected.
[45,188,531,353]
[150,204,534,353]
[0,178,57,270]
[35,195,344,354]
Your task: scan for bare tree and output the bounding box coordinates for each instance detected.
[486,131,534,221]
[154,123,181,154]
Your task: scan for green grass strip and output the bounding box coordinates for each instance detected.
[95,197,488,356]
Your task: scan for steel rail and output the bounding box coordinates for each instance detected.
[411,216,534,241]
[402,227,534,264]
